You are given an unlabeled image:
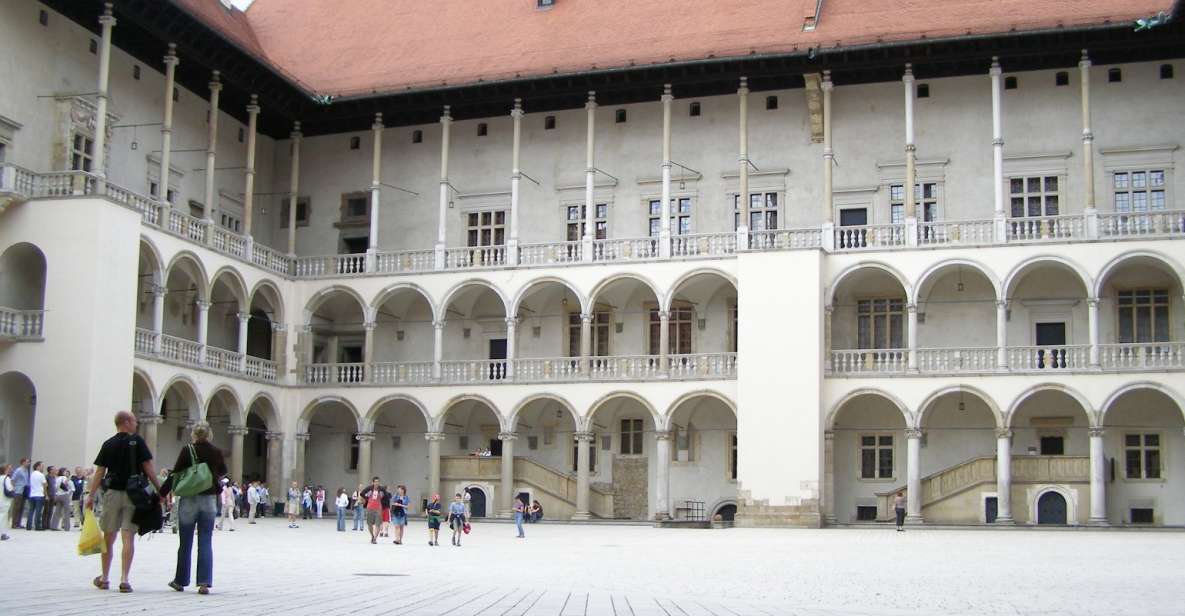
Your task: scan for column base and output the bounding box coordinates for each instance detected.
[824,515,837,526]
[654,512,671,521]
[570,511,591,521]
[993,516,1015,525]
[1088,517,1110,526]
[904,514,924,525]
[433,243,446,269]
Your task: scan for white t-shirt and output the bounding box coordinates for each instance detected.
[336,493,349,508]
[57,476,72,496]
[247,486,259,504]
[28,470,46,498]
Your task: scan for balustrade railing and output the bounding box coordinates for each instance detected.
[244,356,278,382]
[133,328,156,354]
[591,237,659,261]
[1006,345,1090,371]
[834,224,907,250]
[747,227,822,250]
[293,253,368,277]
[105,182,162,226]
[159,333,202,366]
[829,349,909,374]
[917,219,995,246]
[589,355,664,380]
[914,347,997,372]
[1005,214,1084,241]
[518,241,583,265]
[252,243,293,276]
[445,246,506,269]
[32,170,96,197]
[1098,210,1185,238]
[375,249,435,274]
[205,346,243,374]
[167,209,208,243]
[513,357,583,382]
[671,232,737,257]
[667,353,737,379]
[440,359,508,383]
[0,307,44,340]
[303,362,367,384]
[0,163,37,196]
[1098,342,1185,370]
[370,361,434,385]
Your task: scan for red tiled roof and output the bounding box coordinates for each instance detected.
[174,0,1173,97]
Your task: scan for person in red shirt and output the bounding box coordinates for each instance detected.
[357,477,388,545]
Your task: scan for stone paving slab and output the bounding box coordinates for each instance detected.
[0,516,1181,615]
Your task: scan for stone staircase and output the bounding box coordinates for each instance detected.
[440,455,613,519]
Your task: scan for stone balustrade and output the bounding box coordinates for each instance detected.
[137,328,276,383]
[828,343,1185,376]
[0,306,44,341]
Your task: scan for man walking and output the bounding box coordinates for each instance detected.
[25,461,46,531]
[358,477,388,545]
[246,481,260,524]
[71,467,85,528]
[9,458,28,529]
[86,411,162,593]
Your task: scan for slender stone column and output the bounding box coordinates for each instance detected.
[92,4,116,192]
[272,322,288,380]
[356,433,375,485]
[363,316,376,368]
[426,432,445,498]
[906,303,918,370]
[582,92,597,262]
[242,94,260,246]
[266,431,284,500]
[292,432,309,488]
[228,425,248,484]
[990,58,1005,226]
[158,43,179,216]
[1080,50,1096,214]
[151,284,166,353]
[996,300,1008,369]
[137,414,163,457]
[1087,297,1100,367]
[995,429,1014,523]
[822,71,835,226]
[435,107,452,268]
[287,121,302,256]
[203,72,222,231]
[1089,426,1108,524]
[658,310,670,375]
[903,64,918,246]
[572,431,594,520]
[498,432,517,518]
[659,84,673,258]
[823,431,836,524]
[736,77,750,247]
[579,313,592,375]
[236,312,249,372]
[432,320,444,379]
[368,113,383,267]
[508,99,523,265]
[504,317,517,379]
[654,430,672,520]
[905,428,924,523]
[195,300,210,364]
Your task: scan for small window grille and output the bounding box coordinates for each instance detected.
[39,9,48,26]
[172,89,179,102]
[765,95,778,110]
[133,65,141,80]
[349,136,360,149]
[615,109,626,123]
[544,115,556,130]
[89,39,97,54]
[916,84,930,98]
[689,102,700,117]
[477,123,488,137]
[412,130,423,143]
[1160,64,1174,80]
[1004,76,1018,90]
[1055,71,1069,86]
[238,127,245,143]
[1108,68,1122,83]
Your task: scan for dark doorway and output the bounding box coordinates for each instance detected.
[715,504,737,522]
[517,492,530,507]
[985,496,998,523]
[489,339,507,380]
[1037,491,1067,524]
[1035,322,1067,368]
[839,208,868,226]
[1040,436,1065,455]
[342,236,368,254]
[468,488,487,518]
[489,439,503,456]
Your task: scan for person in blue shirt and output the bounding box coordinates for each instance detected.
[513,497,526,539]
[390,485,409,545]
[425,494,442,546]
[447,493,467,546]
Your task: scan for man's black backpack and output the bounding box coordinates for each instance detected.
[123,437,153,511]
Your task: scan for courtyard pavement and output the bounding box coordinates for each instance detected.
[0,516,1181,615]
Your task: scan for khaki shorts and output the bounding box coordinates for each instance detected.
[99,490,138,533]
[365,508,381,527]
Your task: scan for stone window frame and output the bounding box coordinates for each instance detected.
[722,168,788,231]
[146,153,183,205]
[1123,431,1164,481]
[566,305,611,357]
[856,297,906,350]
[338,191,371,226]
[55,95,117,173]
[669,421,696,465]
[732,191,781,231]
[568,431,598,474]
[876,158,948,223]
[619,418,645,456]
[0,113,22,163]
[1002,152,1070,218]
[727,431,738,482]
[1101,144,1177,214]
[647,196,693,237]
[279,196,312,228]
[1115,288,1171,344]
[858,432,896,481]
[563,202,608,241]
[645,300,694,356]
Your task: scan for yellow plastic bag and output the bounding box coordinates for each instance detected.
[78,510,106,556]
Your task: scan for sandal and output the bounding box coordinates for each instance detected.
[197,584,210,595]
[119,582,133,593]
[92,576,109,590]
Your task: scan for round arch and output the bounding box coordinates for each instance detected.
[915,385,1004,430]
[371,282,440,323]
[249,279,286,324]
[1030,485,1078,525]
[208,266,249,309]
[913,258,1002,304]
[303,285,369,324]
[509,277,588,317]
[131,367,158,415]
[507,393,581,432]
[825,388,911,431]
[138,236,165,283]
[585,391,661,432]
[587,272,663,309]
[1099,381,1185,426]
[1092,250,1185,298]
[439,279,510,318]
[159,374,204,422]
[438,393,506,433]
[206,384,245,426]
[244,391,282,431]
[827,261,913,306]
[298,395,364,434]
[164,251,210,299]
[363,394,433,433]
[1005,383,1096,428]
[0,242,48,311]
[663,268,738,312]
[1002,255,1093,299]
[662,389,737,431]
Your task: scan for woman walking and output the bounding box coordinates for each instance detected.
[351,485,363,531]
[334,488,348,532]
[390,485,408,545]
[162,423,227,595]
[447,493,467,547]
[513,497,525,538]
[216,480,235,531]
[894,491,906,532]
[51,468,73,531]
[285,481,300,528]
[315,486,326,519]
[425,494,442,546]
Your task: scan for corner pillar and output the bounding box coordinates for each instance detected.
[228,425,248,484]
[905,428,924,524]
[426,432,445,499]
[572,431,594,520]
[654,430,672,520]
[1089,426,1108,525]
[995,429,1014,524]
[498,432,517,518]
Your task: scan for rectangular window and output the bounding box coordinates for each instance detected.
[567,310,610,357]
[1114,170,1167,213]
[727,303,738,353]
[648,305,692,355]
[620,419,643,455]
[734,193,778,231]
[672,425,693,462]
[572,436,597,473]
[339,192,370,223]
[566,204,608,241]
[1117,289,1170,343]
[1125,433,1162,479]
[467,210,506,247]
[860,434,894,479]
[729,432,738,480]
[220,212,242,233]
[70,133,94,172]
[857,299,905,349]
[348,435,359,471]
[889,183,938,223]
[648,198,692,237]
[280,198,311,227]
[1008,175,1060,217]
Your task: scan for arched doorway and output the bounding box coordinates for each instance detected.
[466,486,487,518]
[0,371,36,464]
[828,392,909,523]
[714,503,737,522]
[587,393,659,519]
[301,399,363,492]
[1037,491,1068,525]
[366,396,430,504]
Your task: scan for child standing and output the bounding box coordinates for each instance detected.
[513,497,525,538]
[425,494,442,546]
[448,493,467,547]
[390,485,409,545]
[285,481,300,528]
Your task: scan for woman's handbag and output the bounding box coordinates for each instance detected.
[172,444,213,497]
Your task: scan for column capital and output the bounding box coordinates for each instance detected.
[272,322,287,332]
[363,321,377,331]
[150,284,168,298]
[355,432,376,443]
[498,432,518,442]
[905,143,917,153]
[237,311,251,323]
[505,317,519,328]
[208,70,222,93]
[585,91,597,109]
[661,83,673,102]
[573,431,596,443]
[372,112,384,131]
[440,105,452,123]
[424,431,447,442]
[822,70,833,90]
[996,429,1013,440]
[996,299,1009,310]
[737,76,749,94]
[906,302,918,313]
[654,430,674,441]
[511,98,523,118]
[299,323,313,334]
[295,432,311,442]
[824,303,834,315]
[580,312,593,324]
[905,428,924,439]
[1088,427,1106,438]
[1079,49,1091,68]
[290,121,303,140]
[265,431,285,441]
[433,319,445,330]
[246,93,260,115]
[99,3,116,27]
[989,56,1002,76]
[658,310,671,321]
[227,425,250,437]
[194,299,211,310]
[992,138,1005,146]
[163,43,179,67]
[136,414,164,426]
[903,63,915,81]
[824,430,835,441]
[1087,297,1101,308]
